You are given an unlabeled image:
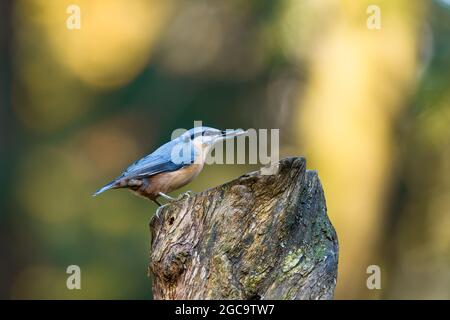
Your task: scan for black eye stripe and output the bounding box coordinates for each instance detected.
[189,131,206,139]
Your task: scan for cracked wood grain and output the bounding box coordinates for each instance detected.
[148,157,339,300]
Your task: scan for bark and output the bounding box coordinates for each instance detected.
[148,157,338,300]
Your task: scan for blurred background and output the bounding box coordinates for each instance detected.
[0,0,449,299]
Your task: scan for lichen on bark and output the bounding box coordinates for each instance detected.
[149,157,338,300]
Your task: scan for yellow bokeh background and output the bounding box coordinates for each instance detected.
[1,0,449,299]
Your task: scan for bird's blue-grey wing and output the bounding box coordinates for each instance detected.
[121,139,196,178]
[93,138,195,196]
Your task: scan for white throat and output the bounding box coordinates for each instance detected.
[192,139,215,164]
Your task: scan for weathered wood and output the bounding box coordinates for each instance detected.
[148,157,338,300]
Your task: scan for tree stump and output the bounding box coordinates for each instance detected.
[148,157,339,300]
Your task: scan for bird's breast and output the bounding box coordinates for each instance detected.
[154,163,204,194]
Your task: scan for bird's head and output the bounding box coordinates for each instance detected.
[182,126,247,151]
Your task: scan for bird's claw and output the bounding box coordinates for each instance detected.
[154,204,168,221]
[177,190,194,200]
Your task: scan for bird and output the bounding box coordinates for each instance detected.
[93,126,247,206]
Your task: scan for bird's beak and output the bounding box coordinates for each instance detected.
[220,129,247,139]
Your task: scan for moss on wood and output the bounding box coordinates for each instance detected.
[149,157,338,300]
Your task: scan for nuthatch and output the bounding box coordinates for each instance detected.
[93,127,246,206]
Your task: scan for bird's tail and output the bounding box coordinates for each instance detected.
[92,179,119,197]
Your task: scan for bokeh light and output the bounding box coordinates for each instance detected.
[1,0,449,299]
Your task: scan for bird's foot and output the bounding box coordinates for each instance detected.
[177,190,194,200]
[158,192,177,201]
[154,203,168,220]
